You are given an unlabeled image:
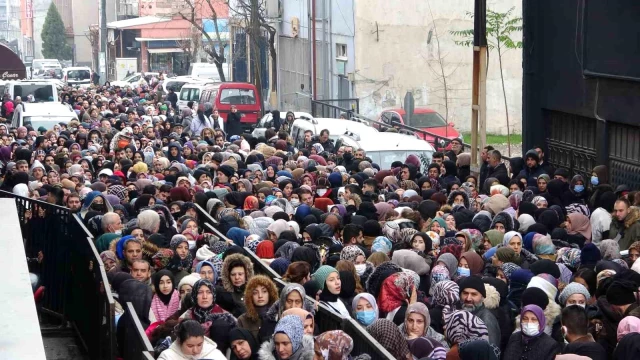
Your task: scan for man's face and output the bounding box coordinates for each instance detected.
[363,184,375,193]
[109,217,123,233]
[213,110,220,118]
[461,288,483,310]
[535,147,544,161]
[304,132,312,143]
[145,128,155,139]
[433,157,443,165]
[428,167,439,179]
[614,201,630,221]
[489,155,499,168]
[124,242,142,265]
[451,140,462,152]
[526,157,537,168]
[217,172,229,184]
[355,150,364,160]
[131,262,150,283]
[401,167,410,180]
[481,149,489,161]
[17,163,28,172]
[302,193,313,207]
[215,137,225,147]
[320,132,329,142]
[67,196,81,212]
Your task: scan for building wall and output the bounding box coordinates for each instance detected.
[278,0,355,103]
[353,0,523,134]
[52,0,72,32]
[33,0,52,58]
[71,0,98,67]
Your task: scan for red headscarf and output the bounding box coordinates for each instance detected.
[313,197,334,212]
[243,196,259,211]
[378,272,415,313]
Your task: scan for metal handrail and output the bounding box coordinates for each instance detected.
[125,302,155,359]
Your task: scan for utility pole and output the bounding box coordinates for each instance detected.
[250,0,263,112]
[470,0,487,168]
[99,0,107,84]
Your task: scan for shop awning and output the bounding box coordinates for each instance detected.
[147,48,184,54]
[107,16,171,30]
[0,44,26,80]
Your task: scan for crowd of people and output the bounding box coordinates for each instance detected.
[3,81,640,360]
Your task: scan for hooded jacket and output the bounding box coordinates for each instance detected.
[609,207,640,250]
[157,337,226,360]
[217,253,255,318]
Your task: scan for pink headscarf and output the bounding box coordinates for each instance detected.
[617,316,640,342]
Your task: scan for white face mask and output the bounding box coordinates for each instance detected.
[316,188,328,196]
[187,240,196,250]
[290,199,300,207]
[355,264,367,276]
[522,323,540,337]
[114,229,122,235]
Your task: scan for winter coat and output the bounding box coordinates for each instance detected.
[487,163,510,188]
[157,336,226,360]
[590,207,612,245]
[609,207,640,250]
[518,165,547,188]
[473,305,502,349]
[238,312,266,343]
[226,111,243,137]
[562,334,607,360]
[217,253,255,318]
[258,334,315,360]
[503,331,561,360]
[593,297,639,357]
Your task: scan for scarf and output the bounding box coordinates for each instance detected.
[153,270,175,306]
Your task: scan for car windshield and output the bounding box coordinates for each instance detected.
[67,70,90,81]
[14,85,55,102]
[180,88,200,101]
[369,150,432,170]
[24,116,74,130]
[219,88,256,104]
[406,112,447,128]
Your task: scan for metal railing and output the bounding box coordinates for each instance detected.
[0,190,116,359]
[311,98,360,119]
[123,302,155,360]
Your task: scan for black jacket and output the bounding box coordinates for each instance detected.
[226,111,243,137]
[487,163,510,188]
[166,92,178,109]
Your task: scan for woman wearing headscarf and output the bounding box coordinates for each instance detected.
[237,275,279,343]
[444,310,489,360]
[376,270,417,325]
[166,235,192,283]
[151,270,180,322]
[366,319,412,360]
[566,212,592,247]
[217,253,255,318]
[258,315,314,360]
[503,304,561,359]
[352,293,379,327]
[180,279,238,352]
[229,327,260,360]
[400,302,449,352]
[258,283,315,344]
[313,265,351,317]
[314,330,357,360]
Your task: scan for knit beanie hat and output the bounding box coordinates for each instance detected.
[256,240,275,259]
[558,282,591,306]
[217,164,235,178]
[510,269,534,286]
[607,280,638,306]
[580,243,602,269]
[495,247,517,263]
[528,275,558,301]
[313,265,338,290]
[458,275,486,298]
[177,272,201,291]
[363,220,382,237]
[521,287,549,310]
[530,259,561,279]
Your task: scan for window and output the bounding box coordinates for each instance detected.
[66,70,90,80]
[180,88,201,101]
[336,43,347,58]
[14,85,54,102]
[219,88,256,104]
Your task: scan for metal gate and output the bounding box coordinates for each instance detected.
[609,122,640,187]
[544,109,597,180]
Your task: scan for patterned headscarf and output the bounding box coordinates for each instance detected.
[315,330,354,360]
[275,241,300,261]
[382,221,401,243]
[190,279,217,323]
[378,272,416,313]
[372,236,393,254]
[557,247,581,269]
[429,264,450,296]
[432,280,460,314]
[462,229,483,251]
[444,310,489,345]
[340,245,365,262]
[275,315,305,353]
[366,319,411,359]
[166,235,192,272]
[500,262,521,283]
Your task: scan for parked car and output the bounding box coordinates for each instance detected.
[338,131,435,169]
[62,67,92,88]
[251,111,314,139]
[111,72,159,88]
[378,107,460,148]
[290,117,379,151]
[16,102,77,130]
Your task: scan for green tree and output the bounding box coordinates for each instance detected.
[451,7,522,156]
[41,3,72,60]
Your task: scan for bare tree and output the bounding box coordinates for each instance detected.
[85,25,100,71]
[174,0,228,81]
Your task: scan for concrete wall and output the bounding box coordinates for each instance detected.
[279,0,355,101]
[353,0,522,134]
[71,0,98,67]
[33,0,52,58]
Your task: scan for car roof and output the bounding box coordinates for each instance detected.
[219,82,256,89]
[346,132,435,152]
[64,67,91,70]
[293,118,379,135]
[382,107,437,114]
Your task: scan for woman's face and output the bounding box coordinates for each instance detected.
[453,195,465,206]
[104,258,116,272]
[355,255,366,265]
[537,179,548,192]
[237,182,246,191]
[630,249,640,264]
[180,336,204,357]
[196,284,213,308]
[445,215,456,230]
[521,311,539,328]
[185,220,198,234]
[430,222,442,233]
[176,242,189,259]
[303,177,312,186]
[412,236,426,252]
[421,181,431,190]
[131,229,145,243]
[274,191,283,199]
[356,298,373,312]
[458,257,469,269]
[199,265,215,282]
[283,183,293,198]
[158,275,173,295]
[252,285,270,306]
[451,184,460,192]
[508,236,522,254]
[406,313,426,339]
[231,266,246,287]
[267,167,275,177]
[326,272,341,295]
[133,153,143,162]
[274,333,293,360]
[566,294,587,307]
[483,238,492,251]
[285,290,303,310]
[494,222,505,233]
[231,339,253,360]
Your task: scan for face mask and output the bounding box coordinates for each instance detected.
[316,188,327,196]
[187,240,196,250]
[591,176,599,186]
[355,264,367,276]
[574,185,584,193]
[457,267,470,277]
[338,197,346,204]
[290,199,300,207]
[356,310,376,326]
[172,212,181,220]
[91,203,105,211]
[522,322,540,337]
[114,229,122,235]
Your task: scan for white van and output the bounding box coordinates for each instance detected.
[177,81,219,111]
[290,117,379,150]
[32,59,61,72]
[62,67,92,88]
[252,111,314,139]
[6,80,59,103]
[338,132,435,169]
[189,63,229,81]
[16,103,77,130]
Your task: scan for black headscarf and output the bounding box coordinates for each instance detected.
[291,246,320,273]
[153,270,176,306]
[229,328,259,360]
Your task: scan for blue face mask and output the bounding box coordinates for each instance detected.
[457,267,471,277]
[574,185,585,193]
[591,176,599,186]
[356,310,376,326]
